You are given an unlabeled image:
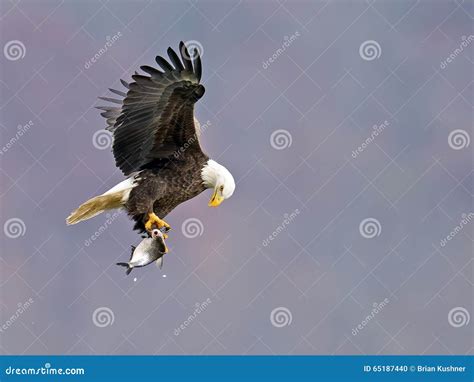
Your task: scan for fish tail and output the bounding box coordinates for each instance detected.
[116,262,133,275]
[157,257,164,269]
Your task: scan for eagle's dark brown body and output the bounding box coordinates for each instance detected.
[126,152,208,232]
[66,42,221,232]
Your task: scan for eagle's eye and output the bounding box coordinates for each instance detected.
[220,185,224,192]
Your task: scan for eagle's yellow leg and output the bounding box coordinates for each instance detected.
[145,212,171,233]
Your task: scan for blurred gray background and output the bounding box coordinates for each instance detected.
[0,0,472,355]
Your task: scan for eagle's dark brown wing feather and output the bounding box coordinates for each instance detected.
[96,41,205,176]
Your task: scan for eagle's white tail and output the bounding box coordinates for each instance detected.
[66,177,137,225]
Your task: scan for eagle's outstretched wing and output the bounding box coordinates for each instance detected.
[97,41,205,176]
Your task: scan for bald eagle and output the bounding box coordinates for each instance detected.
[66,42,235,234]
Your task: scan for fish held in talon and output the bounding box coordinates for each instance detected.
[144,212,171,234]
[116,228,168,275]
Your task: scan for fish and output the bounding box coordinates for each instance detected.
[116,228,167,275]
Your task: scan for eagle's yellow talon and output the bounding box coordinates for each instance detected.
[145,213,171,233]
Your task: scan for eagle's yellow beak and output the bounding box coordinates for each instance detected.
[208,187,224,207]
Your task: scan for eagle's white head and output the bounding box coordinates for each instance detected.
[201,159,235,207]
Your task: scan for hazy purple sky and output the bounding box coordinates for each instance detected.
[0,0,472,355]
